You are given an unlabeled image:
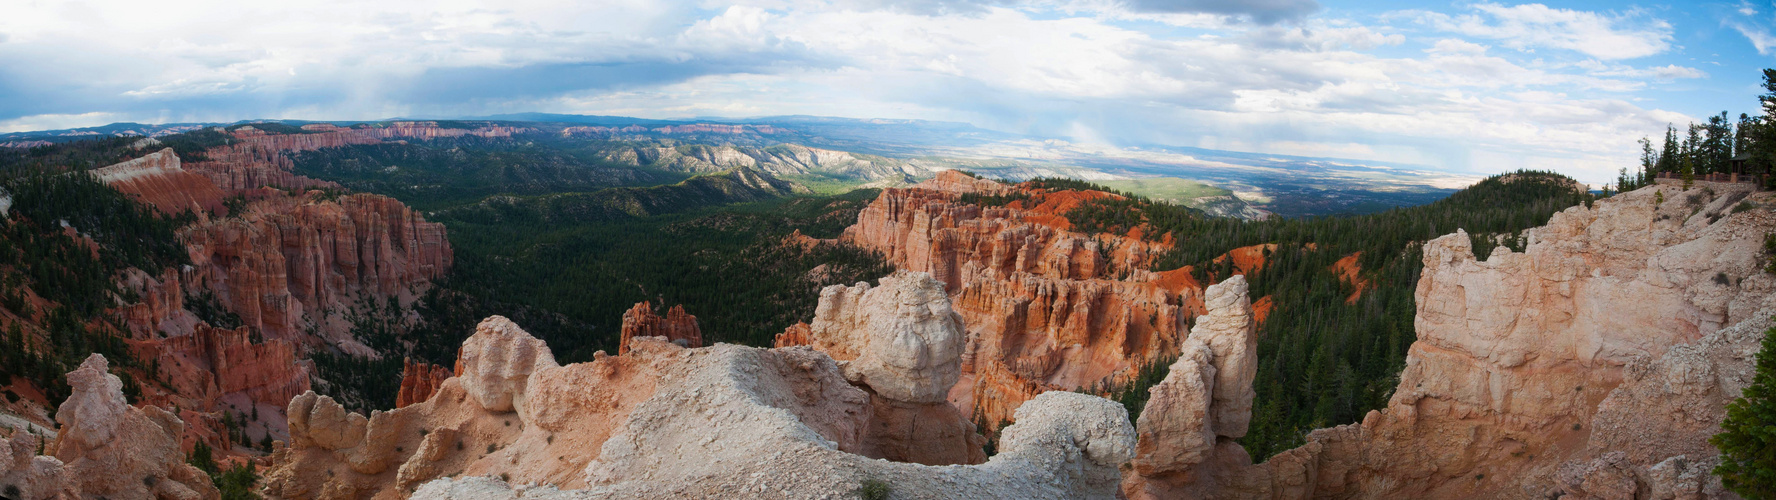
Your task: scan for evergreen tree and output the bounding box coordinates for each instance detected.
[1659,125,1680,173]
[1706,112,1735,174]
[1713,325,1776,497]
[1641,137,1658,187]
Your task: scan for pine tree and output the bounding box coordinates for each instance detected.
[1640,137,1658,187]
[1713,325,1776,497]
[1659,125,1681,173]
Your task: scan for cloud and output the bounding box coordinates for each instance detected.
[0,0,1710,185]
[1414,3,1673,60]
[1120,0,1320,24]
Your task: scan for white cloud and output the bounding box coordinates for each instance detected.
[0,112,127,133]
[1414,3,1673,60]
[0,0,1710,185]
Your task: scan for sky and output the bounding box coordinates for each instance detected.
[0,0,1771,184]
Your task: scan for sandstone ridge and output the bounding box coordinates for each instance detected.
[266,313,1136,499]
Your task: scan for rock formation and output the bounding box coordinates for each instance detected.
[617,302,703,354]
[1122,180,1776,499]
[136,323,313,412]
[1122,276,1258,498]
[178,192,452,352]
[787,272,988,464]
[396,358,452,409]
[265,315,1135,499]
[837,171,1197,429]
[90,147,228,215]
[187,122,532,192]
[0,354,222,500]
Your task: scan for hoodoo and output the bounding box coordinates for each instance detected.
[0,355,221,500]
[838,172,1196,430]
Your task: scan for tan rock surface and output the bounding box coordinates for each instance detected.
[51,354,221,500]
[1121,181,1776,499]
[269,313,1136,499]
[807,272,966,403]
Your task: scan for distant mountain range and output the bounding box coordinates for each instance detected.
[1,114,1487,217]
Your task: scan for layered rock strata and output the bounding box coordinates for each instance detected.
[0,354,221,499]
[91,147,228,215]
[838,171,1197,429]
[617,302,703,354]
[265,315,1135,499]
[1123,181,1776,499]
[178,192,452,352]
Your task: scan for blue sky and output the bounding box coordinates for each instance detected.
[0,0,1771,184]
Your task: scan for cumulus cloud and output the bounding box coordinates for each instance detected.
[1414,3,1673,60]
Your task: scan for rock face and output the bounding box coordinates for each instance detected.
[396,358,452,409]
[266,315,1135,499]
[91,147,228,215]
[804,273,967,403]
[618,302,703,354]
[178,192,452,352]
[788,272,987,465]
[837,172,1196,429]
[1122,181,1776,499]
[137,323,313,410]
[27,354,222,500]
[1124,276,1258,496]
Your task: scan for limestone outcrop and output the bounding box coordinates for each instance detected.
[837,172,1197,429]
[1121,180,1776,499]
[617,302,703,354]
[265,315,1135,499]
[3,354,224,500]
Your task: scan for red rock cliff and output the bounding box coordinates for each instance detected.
[179,192,452,352]
[838,171,1199,429]
[395,358,451,409]
[618,302,704,354]
[91,147,228,216]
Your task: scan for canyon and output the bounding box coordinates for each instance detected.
[4,120,1771,500]
[6,123,473,460]
[834,170,1201,429]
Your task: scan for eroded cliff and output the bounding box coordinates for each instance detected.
[836,171,1197,430]
[1122,180,1776,499]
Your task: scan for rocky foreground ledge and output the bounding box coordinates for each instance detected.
[266,273,1136,500]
